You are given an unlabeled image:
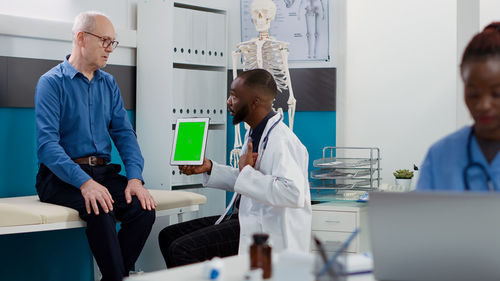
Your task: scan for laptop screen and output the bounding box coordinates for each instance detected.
[368,191,500,281]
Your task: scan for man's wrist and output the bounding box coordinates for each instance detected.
[80,178,93,190]
[128,178,143,185]
[207,160,213,175]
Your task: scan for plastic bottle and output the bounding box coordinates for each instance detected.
[249,233,272,279]
[202,257,224,281]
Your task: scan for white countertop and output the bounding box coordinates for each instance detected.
[125,253,376,281]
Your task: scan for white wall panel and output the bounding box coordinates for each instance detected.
[480,0,500,29]
[0,9,137,65]
[344,0,458,185]
[456,0,479,129]
[0,34,136,65]
[0,0,137,30]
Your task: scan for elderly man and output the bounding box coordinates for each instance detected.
[35,11,156,281]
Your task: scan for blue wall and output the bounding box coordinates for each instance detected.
[0,108,38,197]
[0,108,132,281]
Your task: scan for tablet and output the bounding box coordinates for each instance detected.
[170,117,210,165]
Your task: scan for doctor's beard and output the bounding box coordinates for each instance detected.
[232,104,249,125]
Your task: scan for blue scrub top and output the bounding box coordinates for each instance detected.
[416,126,500,191]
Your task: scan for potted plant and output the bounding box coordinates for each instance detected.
[393,169,414,191]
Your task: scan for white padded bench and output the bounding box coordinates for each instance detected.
[0,189,206,235]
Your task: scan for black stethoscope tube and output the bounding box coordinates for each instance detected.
[248,115,283,157]
[463,127,494,191]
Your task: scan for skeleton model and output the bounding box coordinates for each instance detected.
[298,0,325,58]
[230,0,296,168]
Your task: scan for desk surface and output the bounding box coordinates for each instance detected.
[125,254,376,281]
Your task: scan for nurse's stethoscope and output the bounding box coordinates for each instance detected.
[463,127,495,191]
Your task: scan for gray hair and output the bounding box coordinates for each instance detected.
[71,11,108,42]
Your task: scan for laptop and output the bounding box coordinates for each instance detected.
[368,191,500,281]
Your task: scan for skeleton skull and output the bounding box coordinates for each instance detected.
[251,0,277,33]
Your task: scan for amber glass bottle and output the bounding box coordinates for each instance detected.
[250,233,272,279]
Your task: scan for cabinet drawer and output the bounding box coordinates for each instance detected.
[312,210,356,232]
[311,231,358,253]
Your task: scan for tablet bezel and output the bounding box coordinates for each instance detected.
[170,117,210,166]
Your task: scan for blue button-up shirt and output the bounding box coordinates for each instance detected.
[416,126,500,191]
[35,55,144,188]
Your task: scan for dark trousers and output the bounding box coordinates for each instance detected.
[158,215,240,268]
[36,164,155,281]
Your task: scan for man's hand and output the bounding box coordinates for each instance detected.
[80,179,114,215]
[238,142,258,172]
[124,179,156,211]
[179,158,213,175]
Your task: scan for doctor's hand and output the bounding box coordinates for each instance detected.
[80,179,114,215]
[239,142,258,172]
[179,158,213,175]
[124,179,156,211]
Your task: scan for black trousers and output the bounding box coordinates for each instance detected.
[36,164,155,281]
[158,215,240,268]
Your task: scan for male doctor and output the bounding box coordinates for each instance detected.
[158,69,311,267]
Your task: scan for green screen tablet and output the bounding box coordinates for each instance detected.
[170,118,210,165]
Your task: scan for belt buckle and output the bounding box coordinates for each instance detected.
[89,156,97,166]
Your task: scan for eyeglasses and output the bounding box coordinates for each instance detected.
[83,31,119,49]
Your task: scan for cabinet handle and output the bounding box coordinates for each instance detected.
[325,220,341,223]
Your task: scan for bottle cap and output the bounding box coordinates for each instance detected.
[252,233,269,245]
[203,257,223,280]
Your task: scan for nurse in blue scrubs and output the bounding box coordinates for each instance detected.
[417,22,500,191]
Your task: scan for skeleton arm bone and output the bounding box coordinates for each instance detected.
[230,49,243,168]
[232,49,241,79]
[231,49,244,149]
[280,44,296,131]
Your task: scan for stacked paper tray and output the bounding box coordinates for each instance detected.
[313,157,379,169]
[311,168,375,180]
[310,147,382,192]
[309,179,376,190]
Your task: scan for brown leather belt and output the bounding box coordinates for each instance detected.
[73,156,107,166]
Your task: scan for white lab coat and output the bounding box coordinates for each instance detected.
[204,113,312,254]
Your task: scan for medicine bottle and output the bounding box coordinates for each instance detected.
[250,233,272,279]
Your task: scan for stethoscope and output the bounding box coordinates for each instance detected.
[249,114,282,155]
[463,127,495,191]
[215,114,282,225]
[262,115,282,150]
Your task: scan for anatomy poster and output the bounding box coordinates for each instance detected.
[241,0,330,61]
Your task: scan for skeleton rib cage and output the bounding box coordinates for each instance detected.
[230,30,297,168]
[237,39,290,93]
